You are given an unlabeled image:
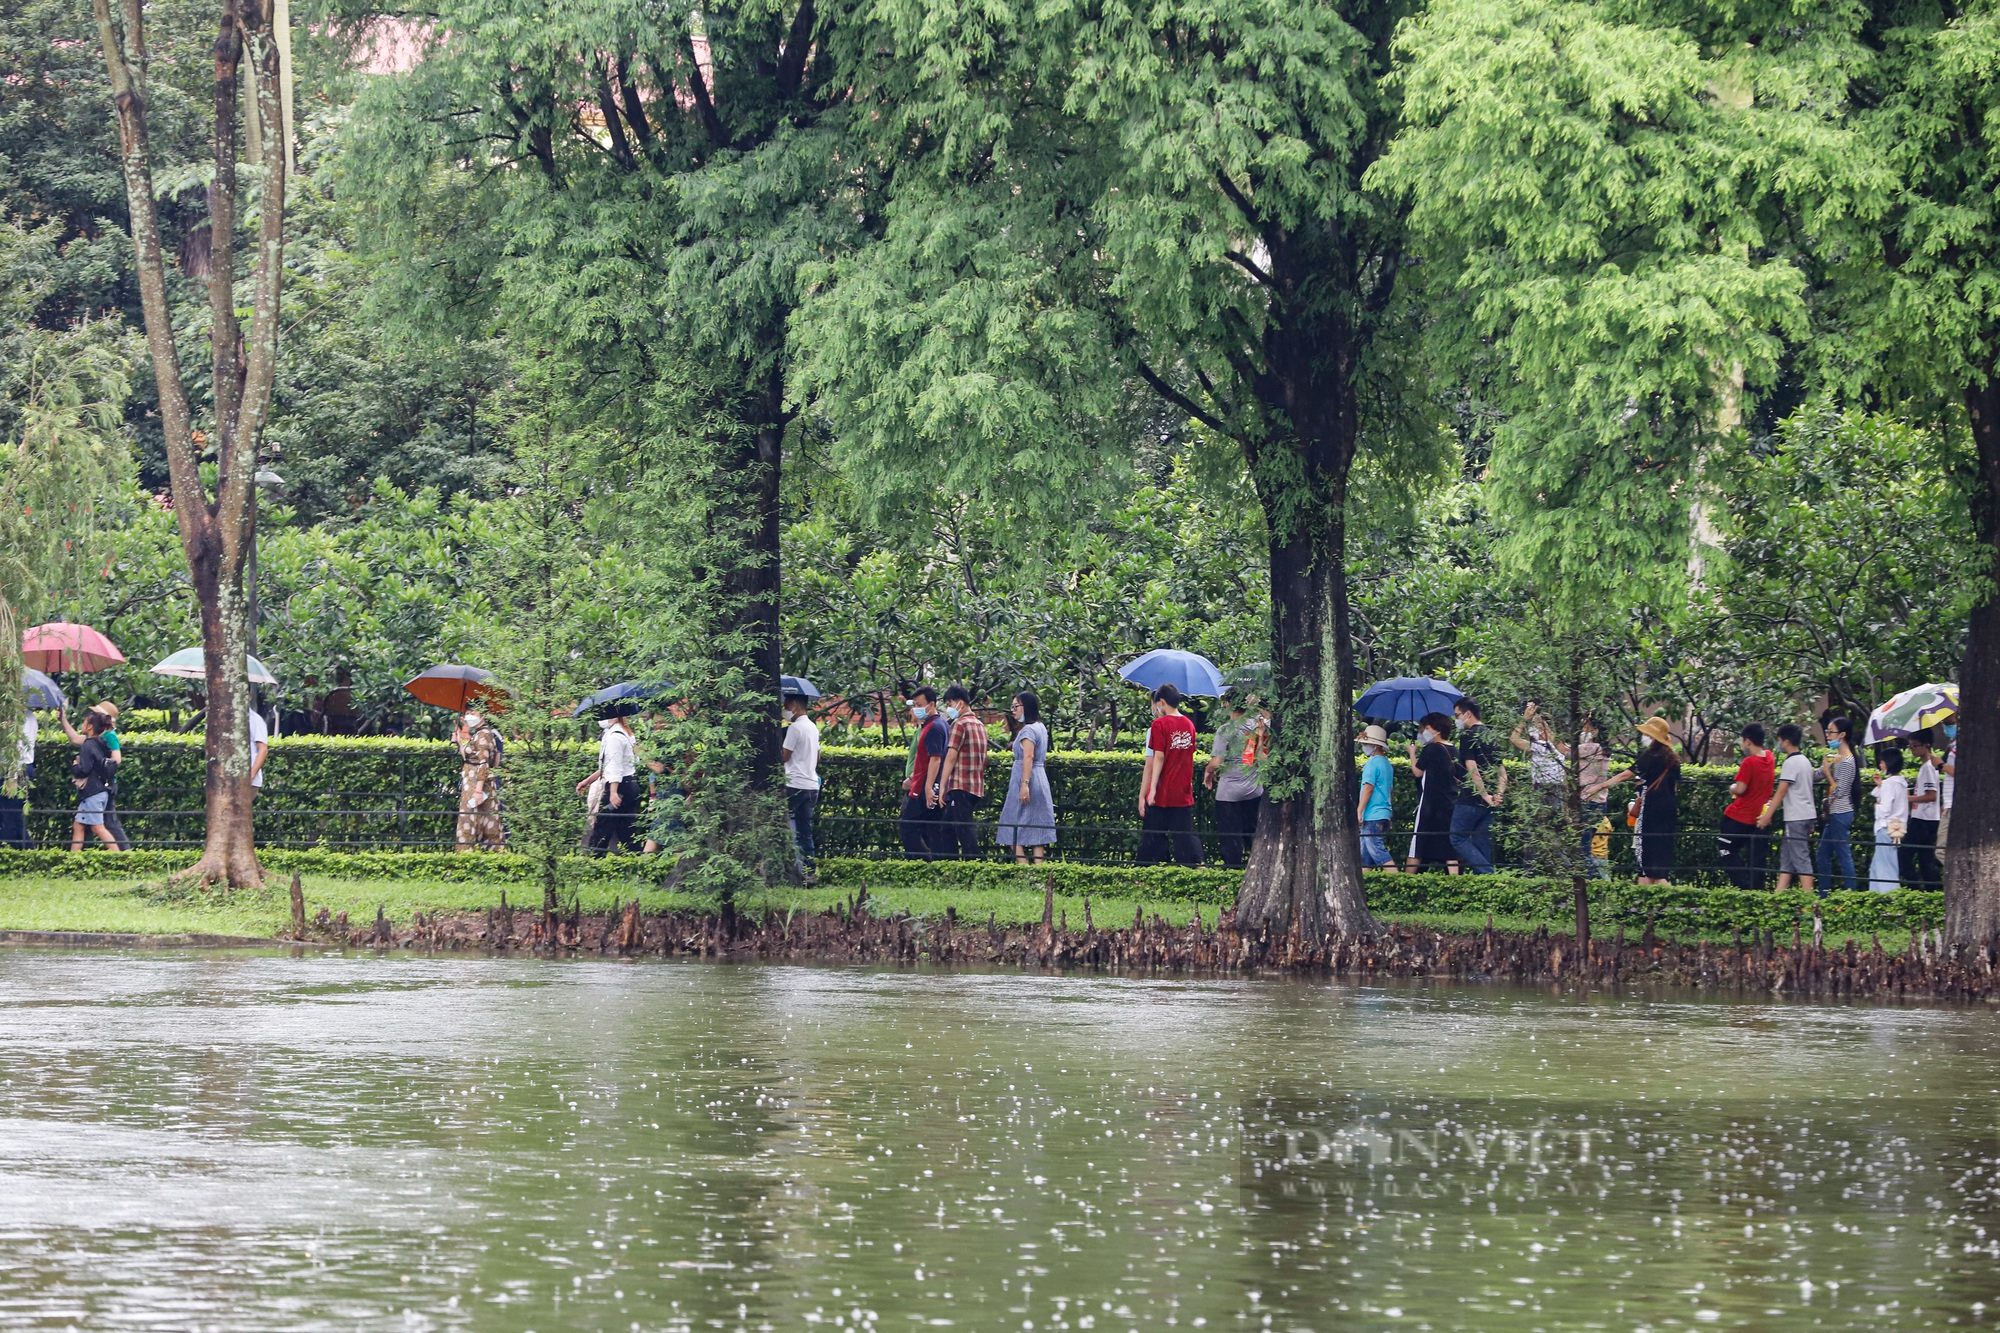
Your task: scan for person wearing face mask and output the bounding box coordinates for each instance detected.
[898,686,949,859]
[933,684,991,859]
[452,709,505,851]
[1204,693,1267,869]
[1816,716,1860,892]
[1406,711,1458,872]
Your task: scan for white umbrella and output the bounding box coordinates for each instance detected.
[150,647,278,685]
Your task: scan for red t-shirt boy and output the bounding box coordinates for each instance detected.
[1143,692,1199,810]
[1723,728,1776,824]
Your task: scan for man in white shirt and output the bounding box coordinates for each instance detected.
[1,713,34,848]
[1757,723,1817,893]
[782,692,821,878]
[1903,733,1943,889]
[248,708,270,791]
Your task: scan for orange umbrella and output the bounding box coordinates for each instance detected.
[22,622,125,673]
[402,664,508,712]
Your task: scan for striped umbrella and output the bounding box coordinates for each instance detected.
[1863,683,1958,744]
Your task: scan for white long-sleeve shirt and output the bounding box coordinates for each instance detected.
[1874,774,1909,832]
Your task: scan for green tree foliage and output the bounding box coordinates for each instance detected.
[794,0,1456,940]
[0,219,135,764]
[1380,0,2000,933]
[344,0,882,887]
[1687,407,1980,723]
[782,456,1271,748]
[473,406,606,908]
[1374,0,1856,607]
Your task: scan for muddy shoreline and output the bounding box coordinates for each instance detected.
[80,883,1943,1003]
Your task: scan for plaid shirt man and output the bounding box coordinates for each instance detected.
[939,713,990,798]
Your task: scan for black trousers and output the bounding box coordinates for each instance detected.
[938,791,983,859]
[1137,804,1204,867]
[103,783,131,851]
[0,794,28,849]
[1716,814,1768,891]
[1214,797,1260,869]
[1901,817,1941,890]
[587,777,642,853]
[899,793,941,859]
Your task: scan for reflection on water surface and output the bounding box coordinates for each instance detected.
[0,953,1996,1329]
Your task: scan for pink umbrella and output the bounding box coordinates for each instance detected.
[21,622,126,673]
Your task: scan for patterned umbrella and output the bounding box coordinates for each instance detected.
[1863,683,1958,744]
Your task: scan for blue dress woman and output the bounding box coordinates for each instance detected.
[997,691,1057,862]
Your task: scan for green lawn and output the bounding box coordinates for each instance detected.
[0,872,1908,953]
[0,874,1231,940]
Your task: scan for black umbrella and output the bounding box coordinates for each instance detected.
[573,679,673,719]
[780,675,822,700]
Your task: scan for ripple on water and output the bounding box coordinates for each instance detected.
[0,953,1996,1330]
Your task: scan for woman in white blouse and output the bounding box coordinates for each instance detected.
[578,715,641,853]
[1869,749,1909,892]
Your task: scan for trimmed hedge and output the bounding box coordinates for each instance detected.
[0,847,657,885]
[19,732,1872,880]
[814,856,1243,904]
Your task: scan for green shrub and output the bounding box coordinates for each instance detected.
[16,731,1874,880]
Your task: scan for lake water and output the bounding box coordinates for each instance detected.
[1,952,1997,1330]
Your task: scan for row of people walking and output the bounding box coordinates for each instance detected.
[894,683,1270,868]
[1715,718,1950,892]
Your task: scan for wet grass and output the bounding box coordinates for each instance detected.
[0,873,1911,953]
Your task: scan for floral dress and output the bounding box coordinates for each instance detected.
[455,723,505,851]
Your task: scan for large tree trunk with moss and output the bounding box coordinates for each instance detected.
[1945,373,2000,942]
[1233,478,1376,944]
[97,0,285,887]
[1231,262,1378,944]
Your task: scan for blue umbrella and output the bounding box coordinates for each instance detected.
[780,675,822,700]
[1354,675,1463,723]
[23,668,66,711]
[1118,648,1227,698]
[573,679,673,718]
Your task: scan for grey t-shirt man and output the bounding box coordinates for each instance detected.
[1212,715,1265,803]
[1779,751,1817,821]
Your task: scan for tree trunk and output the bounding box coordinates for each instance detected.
[1233,444,1376,944]
[97,0,282,888]
[1945,373,2000,942]
[191,525,264,885]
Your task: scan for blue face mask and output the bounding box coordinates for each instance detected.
[943,705,961,722]
[909,704,928,720]
[1945,724,1958,740]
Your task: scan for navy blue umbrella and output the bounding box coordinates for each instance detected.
[1117,649,1227,698]
[23,668,65,711]
[1354,675,1463,722]
[780,675,822,700]
[573,679,673,718]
